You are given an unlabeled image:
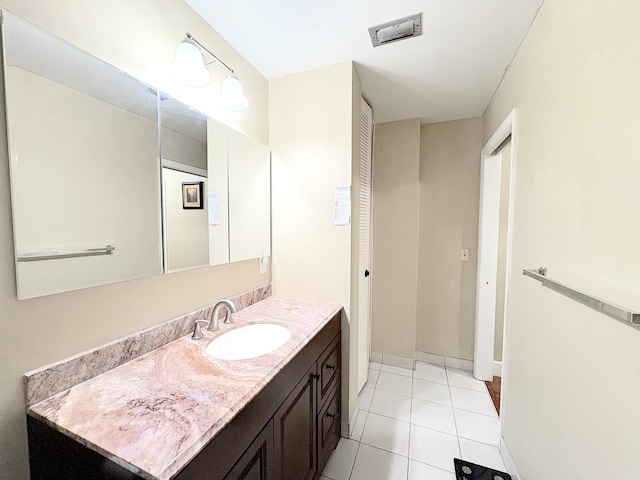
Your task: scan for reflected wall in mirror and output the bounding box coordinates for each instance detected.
[228,129,271,263]
[3,11,162,299]
[160,95,215,272]
[207,119,230,266]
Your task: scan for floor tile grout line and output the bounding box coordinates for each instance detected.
[452,406,499,419]
[408,378,416,479]
[407,403,414,479]
[359,437,410,459]
[446,364,465,463]
[449,383,493,394]
[347,440,361,480]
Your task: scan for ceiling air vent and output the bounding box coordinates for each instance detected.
[369,13,422,48]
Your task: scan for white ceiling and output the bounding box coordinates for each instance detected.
[186,0,543,124]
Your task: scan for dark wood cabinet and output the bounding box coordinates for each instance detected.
[317,335,340,405]
[315,335,341,475]
[28,313,341,480]
[273,366,317,480]
[272,332,341,480]
[317,382,340,470]
[224,421,274,480]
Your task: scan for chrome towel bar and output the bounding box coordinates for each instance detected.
[523,267,640,329]
[17,245,115,262]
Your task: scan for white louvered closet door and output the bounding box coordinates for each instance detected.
[357,98,373,392]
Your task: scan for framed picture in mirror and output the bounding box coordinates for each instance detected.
[182,182,204,209]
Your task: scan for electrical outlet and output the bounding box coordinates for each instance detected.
[460,249,469,262]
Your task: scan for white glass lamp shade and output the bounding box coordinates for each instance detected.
[170,40,211,87]
[217,74,249,111]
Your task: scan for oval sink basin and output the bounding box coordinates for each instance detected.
[205,323,292,360]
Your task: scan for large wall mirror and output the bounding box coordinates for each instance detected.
[2,11,270,299]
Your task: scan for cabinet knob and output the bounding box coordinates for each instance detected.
[311,374,320,380]
[327,413,335,419]
[326,364,336,370]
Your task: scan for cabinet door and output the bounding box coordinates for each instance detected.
[317,383,341,470]
[224,420,274,480]
[273,365,317,480]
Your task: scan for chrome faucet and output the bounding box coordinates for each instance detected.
[207,299,237,332]
[192,319,210,340]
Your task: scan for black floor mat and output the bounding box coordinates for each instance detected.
[454,458,512,480]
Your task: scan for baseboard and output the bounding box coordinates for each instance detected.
[415,351,445,366]
[500,437,521,479]
[371,351,477,372]
[371,351,414,370]
[445,357,473,371]
[493,360,503,377]
[382,353,414,369]
[415,351,474,371]
[370,351,382,363]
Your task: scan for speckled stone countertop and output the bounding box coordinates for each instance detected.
[28,297,342,480]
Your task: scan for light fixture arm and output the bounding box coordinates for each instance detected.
[185,32,234,74]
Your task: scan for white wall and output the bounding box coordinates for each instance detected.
[0,1,268,478]
[483,0,640,477]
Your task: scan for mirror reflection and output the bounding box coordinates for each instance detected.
[3,12,162,299]
[3,11,271,299]
[160,96,211,272]
[228,129,271,263]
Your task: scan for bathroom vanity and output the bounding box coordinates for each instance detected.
[26,297,342,480]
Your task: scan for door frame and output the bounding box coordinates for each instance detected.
[473,110,516,391]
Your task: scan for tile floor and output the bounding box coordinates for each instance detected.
[320,361,505,480]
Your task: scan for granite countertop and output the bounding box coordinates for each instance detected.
[28,297,342,480]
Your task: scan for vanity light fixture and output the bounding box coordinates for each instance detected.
[170,32,249,111]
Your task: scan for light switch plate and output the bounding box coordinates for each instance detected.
[460,249,469,261]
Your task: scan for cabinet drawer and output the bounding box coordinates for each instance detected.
[318,334,340,406]
[317,383,340,470]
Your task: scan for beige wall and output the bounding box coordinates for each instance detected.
[371,118,421,359]
[415,118,482,360]
[483,0,640,478]
[228,129,271,263]
[163,169,209,271]
[161,127,207,170]
[0,2,268,478]
[269,61,360,428]
[207,119,230,266]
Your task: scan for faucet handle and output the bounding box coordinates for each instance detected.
[192,319,210,340]
[223,299,237,324]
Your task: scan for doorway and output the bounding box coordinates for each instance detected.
[473,110,515,419]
